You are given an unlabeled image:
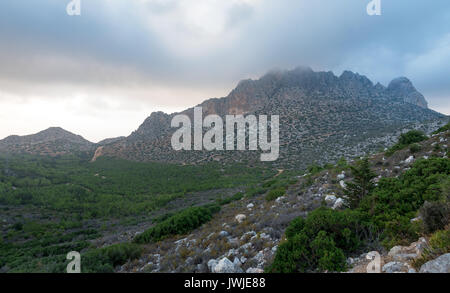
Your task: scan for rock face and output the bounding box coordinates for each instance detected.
[419,253,450,273]
[387,77,428,109]
[95,67,444,169]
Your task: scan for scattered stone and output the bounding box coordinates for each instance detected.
[339,180,346,188]
[247,203,254,209]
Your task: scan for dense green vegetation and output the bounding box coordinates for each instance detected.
[433,122,450,135]
[0,154,271,272]
[343,158,376,208]
[386,130,428,156]
[82,243,142,273]
[133,205,220,244]
[269,157,450,272]
[267,208,371,272]
[0,155,270,219]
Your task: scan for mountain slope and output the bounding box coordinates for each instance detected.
[96,67,446,168]
[0,127,95,156]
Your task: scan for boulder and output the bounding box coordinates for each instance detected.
[339,180,347,188]
[419,253,450,273]
[213,257,243,273]
[235,214,247,223]
[207,259,218,272]
[324,195,337,205]
[219,231,229,237]
[332,198,345,210]
[382,261,408,273]
[247,203,254,209]
[246,268,264,273]
[405,156,415,165]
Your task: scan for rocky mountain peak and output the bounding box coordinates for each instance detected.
[387,77,428,108]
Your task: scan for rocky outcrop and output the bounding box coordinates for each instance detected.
[387,77,428,108]
[419,253,450,273]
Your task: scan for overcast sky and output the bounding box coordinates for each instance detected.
[0,0,449,142]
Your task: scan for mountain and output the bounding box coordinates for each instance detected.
[0,127,95,156]
[95,67,446,168]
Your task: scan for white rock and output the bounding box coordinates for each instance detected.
[233,257,242,267]
[419,253,450,273]
[219,231,229,237]
[405,156,415,164]
[235,214,247,223]
[246,268,264,273]
[337,173,345,180]
[247,203,254,209]
[325,195,337,204]
[339,180,347,188]
[275,196,285,203]
[382,261,408,273]
[332,198,345,210]
[213,257,243,273]
[207,259,218,272]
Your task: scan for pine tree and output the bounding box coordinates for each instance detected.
[343,158,376,208]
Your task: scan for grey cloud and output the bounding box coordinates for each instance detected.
[0,0,449,112]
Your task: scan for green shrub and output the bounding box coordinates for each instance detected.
[218,192,244,205]
[420,201,450,234]
[386,130,428,156]
[134,205,220,244]
[311,231,346,272]
[343,158,376,209]
[432,123,450,135]
[412,228,450,269]
[265,187,286,201]
[409,143,422,153]
[82,243,142,273]
[266,208,369,273]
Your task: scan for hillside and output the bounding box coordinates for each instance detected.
[0,127,95,156]
[117,124,450,273]
[96,68,446,169]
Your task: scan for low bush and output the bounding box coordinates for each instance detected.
[432,122,450,135]
[386,130,428,156]
[82,243,142,273]
[265,187,286,201]
[134,205,220,244]
[409,143,422,153]
[420,201,450,234]
[266,208,371,273]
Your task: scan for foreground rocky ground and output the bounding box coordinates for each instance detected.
[118,128,449,273]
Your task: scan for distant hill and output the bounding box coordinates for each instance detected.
[0,127,95,156]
